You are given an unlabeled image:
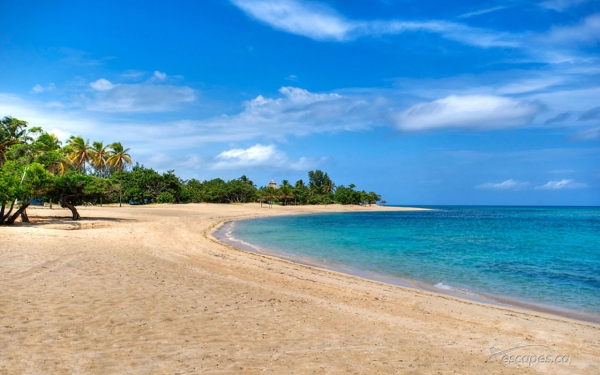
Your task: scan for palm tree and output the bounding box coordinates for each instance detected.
[0,116,29,167]
[279,184,294,206]
[90,141,109,178]
[34,132,69,177]
[106,142,132,207]
[89,141,110,206]
[66,136,92,173]
[36,132,62,152]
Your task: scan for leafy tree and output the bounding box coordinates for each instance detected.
[157,191,176,203]
[119,165,188,204]
[279,181,294,205]
[200,178,229,203]
[226,176,257,203]
[0,161,53,224]
[334,184,362,205]
[308,170,334,195]
[181,178,203,203]
[45,171,111,220]
[1,117,30,167]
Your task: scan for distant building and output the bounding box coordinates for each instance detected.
[267,180,279,189]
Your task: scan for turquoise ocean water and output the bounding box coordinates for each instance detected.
[225,206,600,319]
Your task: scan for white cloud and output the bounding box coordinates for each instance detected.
[87,81,195,113]
[458,6,507,19]
[212,143,322,170]
[367,20,518,48]
[540,0,589,11]
[31,84,45,93]
[153,71,167,81]
[476,179,529,190]
[205,86,380,138]
[89,78,115,91]
[144,153,207,173]
[495,77,565,95]
[394,95,542,131]
[535,179,588,189]
[231,0,354,41]
[30,83,56,94]
[0,93,97,138]
[231,0,517,47]
[542,13,600,46]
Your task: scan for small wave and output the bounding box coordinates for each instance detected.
[435,282,455,291]
[221,223,263,252]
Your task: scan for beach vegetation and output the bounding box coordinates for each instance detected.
[1,116,383,224]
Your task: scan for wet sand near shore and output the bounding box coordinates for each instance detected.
[1,203,598,374]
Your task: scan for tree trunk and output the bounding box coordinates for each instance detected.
[119,170,123,207]
[6,203,30,224]
[20,208,29,223]
[2,200,16,223]
[49,198,53,209]
[60,200,81,220]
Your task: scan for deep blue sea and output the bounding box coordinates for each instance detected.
[226,206,600,318]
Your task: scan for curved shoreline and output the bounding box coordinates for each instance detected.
[210,215,600,325]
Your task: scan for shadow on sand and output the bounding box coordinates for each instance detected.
[14,216,133,230]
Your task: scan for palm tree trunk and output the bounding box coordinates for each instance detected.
[119,169,123,207]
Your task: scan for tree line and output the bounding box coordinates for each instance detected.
[1,116,382,224]
[119,165,381,206]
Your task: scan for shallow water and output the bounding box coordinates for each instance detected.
[228,206,600,317]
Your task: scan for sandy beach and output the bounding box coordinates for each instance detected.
[1,203,598,374]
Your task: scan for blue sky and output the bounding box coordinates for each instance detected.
[1,0,599,205]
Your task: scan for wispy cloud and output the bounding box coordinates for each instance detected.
[458,6,507,19]
[545,111,574,124]
[394,95,542,131]
[30,83,56,94]
[579,106,600,121]
[542,13,600,46]
[231,0,354,41]
[476,179,529,190]
[86,77,195,113]
[211,143,323,170]
[231,0,518,47]
[571,126,600,140]
[539,0,589,11]
[535,179,588,189]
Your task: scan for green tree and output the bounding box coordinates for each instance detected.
[66,136,92,173]
[279,180,294,205]
[106,142,132,207]
[181,179,204,203]
[1,117,30,167]
[0,161,53,224]
[90,141,110,178]
[45,171,111,220]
